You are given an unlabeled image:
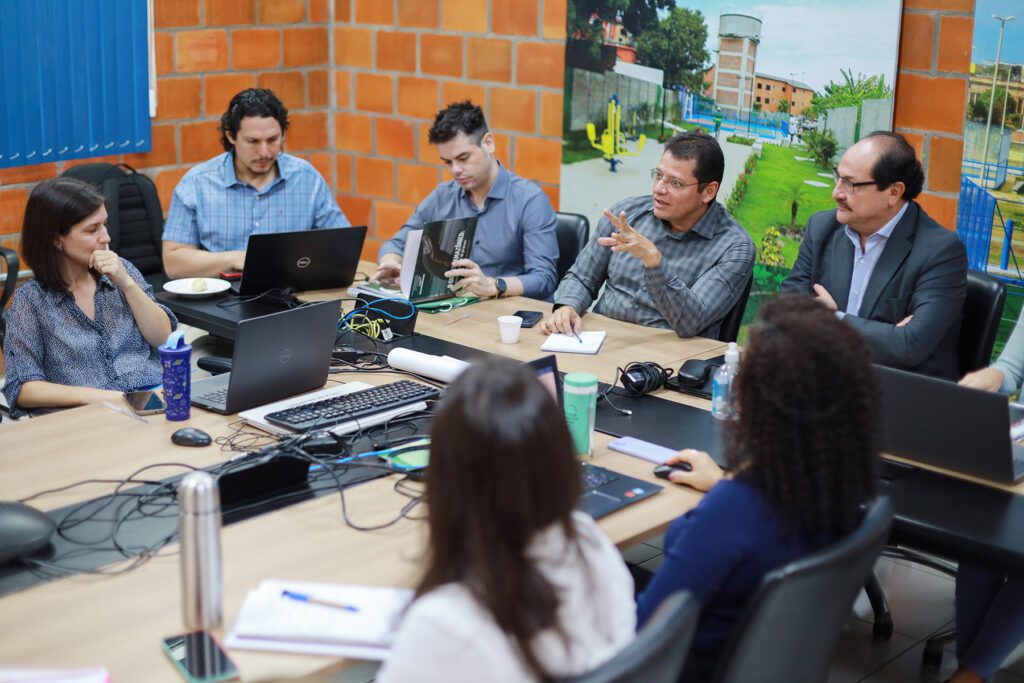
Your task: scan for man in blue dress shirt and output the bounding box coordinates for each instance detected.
[162,88,349,278]
[373,101,559,300]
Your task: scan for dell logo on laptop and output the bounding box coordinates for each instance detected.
[279,348,293,364]
[296,256,311,268]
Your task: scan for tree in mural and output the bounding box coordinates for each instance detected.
[807,69,892,119]
[567,0,674,67]
[635,7,710,91]
[969,86,1020,128]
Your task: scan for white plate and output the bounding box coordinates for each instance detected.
[163,278,231,298]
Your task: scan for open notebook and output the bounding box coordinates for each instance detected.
[227,579,413,660]
[541,331,606,355]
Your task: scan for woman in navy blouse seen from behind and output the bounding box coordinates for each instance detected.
[2,177,176,418]
[635,295,879,682]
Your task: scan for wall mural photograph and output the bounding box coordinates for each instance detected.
[559,0,903,333]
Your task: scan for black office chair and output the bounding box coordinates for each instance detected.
[716,274,753,343]
[555,212,590,283]
[709,496,893,683]
[958,270,1006,376]
[558,592,700,683]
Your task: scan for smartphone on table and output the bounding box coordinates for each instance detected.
[124,389,166,415]
[514,310,544,328]
[162,631,239,683]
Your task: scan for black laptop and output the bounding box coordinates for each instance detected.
[238,227,367,296]
[191,300,341,414]
[525,356,663,518]
[876,364,1024,485]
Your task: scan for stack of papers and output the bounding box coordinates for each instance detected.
[0,670,109,683]
[226,579,413,660]
[541,331,607,354]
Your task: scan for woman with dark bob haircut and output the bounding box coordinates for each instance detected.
[378,357,635,682]
[635,295,879,681]
[2,177,176,417]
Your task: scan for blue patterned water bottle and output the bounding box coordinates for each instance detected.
[160,331,192,421]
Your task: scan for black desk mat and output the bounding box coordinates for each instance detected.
[0,459,391,597]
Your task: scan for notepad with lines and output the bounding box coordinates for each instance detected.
[541,331,606,354]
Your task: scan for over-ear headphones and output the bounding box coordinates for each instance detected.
[620,361,674,396]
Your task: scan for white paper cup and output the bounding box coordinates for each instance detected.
[498,315,523,344]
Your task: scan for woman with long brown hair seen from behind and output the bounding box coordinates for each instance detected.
[377,357,635,682]
[635,295,879,681]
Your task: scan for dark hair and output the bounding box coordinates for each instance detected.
[21,177,105,294]
[663,130,725,195]
[219,88,289,152]
[727,295,878,538]
[418,357,581,678]
[863,131,924,200]
[428,100,489,145]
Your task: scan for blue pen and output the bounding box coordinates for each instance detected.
[573,330,584,344]
[282,590,360,613]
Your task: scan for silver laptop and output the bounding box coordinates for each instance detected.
[191,300,341,414]
[876,364,1024,484]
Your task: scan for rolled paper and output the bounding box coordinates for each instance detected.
[387,347,470,384]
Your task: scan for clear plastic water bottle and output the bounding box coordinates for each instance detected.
[711,342,740,420]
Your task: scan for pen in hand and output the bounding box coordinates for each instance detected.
[282,590,360,613]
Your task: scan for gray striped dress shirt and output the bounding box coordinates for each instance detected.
[553,196,755,339]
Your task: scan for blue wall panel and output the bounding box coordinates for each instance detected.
[0,0,152,169]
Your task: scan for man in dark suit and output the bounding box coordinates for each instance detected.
[781,131,967,379]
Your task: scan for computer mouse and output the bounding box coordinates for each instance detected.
[171,427,213,448]
[653,463,692,479]
[0,501,56,564]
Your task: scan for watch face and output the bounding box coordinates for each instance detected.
[496,278,507,294]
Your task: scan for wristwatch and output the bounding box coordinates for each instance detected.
[494,277,508,298]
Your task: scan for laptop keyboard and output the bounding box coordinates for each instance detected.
[195,387,230,405]
[264,380,440,432]
[581,463,618,491]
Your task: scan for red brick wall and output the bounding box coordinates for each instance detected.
[894,0,975,231]
[335,0,567,258]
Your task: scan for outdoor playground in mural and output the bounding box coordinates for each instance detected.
[560,0,902,327]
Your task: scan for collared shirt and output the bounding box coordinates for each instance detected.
[553,196,755,339]
[842,202,909,317]
[163,152,349,252]
[2,259,178,418]
[377,163,559,299]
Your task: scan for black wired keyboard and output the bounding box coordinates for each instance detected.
[264,380,441,432]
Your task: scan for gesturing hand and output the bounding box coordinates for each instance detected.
[597,210,662,268]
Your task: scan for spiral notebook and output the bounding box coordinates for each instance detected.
[540,331,606,355]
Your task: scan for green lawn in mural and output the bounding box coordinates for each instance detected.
[730,144,836,267]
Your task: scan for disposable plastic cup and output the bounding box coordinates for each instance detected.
[498,315,523,344]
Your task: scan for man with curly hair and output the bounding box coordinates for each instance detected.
[162,88,348,278]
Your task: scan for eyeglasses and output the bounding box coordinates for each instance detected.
[832,168,879,194]
[650,169,701,191]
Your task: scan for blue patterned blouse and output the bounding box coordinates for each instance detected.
[2,259,177,418]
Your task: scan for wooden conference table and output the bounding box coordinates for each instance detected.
[0,294,726,682]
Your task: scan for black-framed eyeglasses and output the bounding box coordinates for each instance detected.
[650,168,701,191]
[832,168,879,194]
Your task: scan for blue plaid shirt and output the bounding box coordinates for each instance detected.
[163,152,349,251]
[2,259,178,418]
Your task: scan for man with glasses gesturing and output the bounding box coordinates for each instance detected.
[781,131,967,379]
[541,131,755,339]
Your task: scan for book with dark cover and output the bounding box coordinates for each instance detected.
[408,216,477,303]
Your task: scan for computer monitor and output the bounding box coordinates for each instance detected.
[525,355,562,406]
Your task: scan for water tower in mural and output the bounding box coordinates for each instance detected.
[710,11,762,118]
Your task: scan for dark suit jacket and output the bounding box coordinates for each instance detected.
[780,201,967,379]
